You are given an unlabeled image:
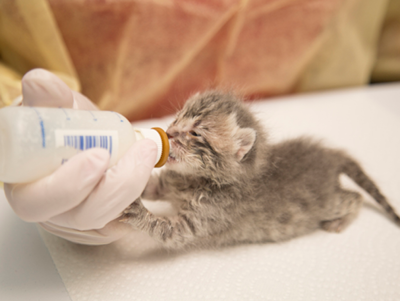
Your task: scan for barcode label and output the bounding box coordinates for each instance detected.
[55,130,119,162]
[63,135,112,152]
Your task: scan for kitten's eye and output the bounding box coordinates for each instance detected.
[189,131,200,137]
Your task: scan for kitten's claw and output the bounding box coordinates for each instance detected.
[120,200,144,223]
[119,215,130,223]
[119,203,138,223]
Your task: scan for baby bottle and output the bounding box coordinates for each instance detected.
[0,106,169,183]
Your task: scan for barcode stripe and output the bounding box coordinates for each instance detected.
[63,135,113,153]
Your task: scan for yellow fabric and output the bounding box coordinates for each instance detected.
[0,0,399,120]
[0,0,79,106]
[298,0,389,91]
[0,62,21,107]
[371,0,400,82]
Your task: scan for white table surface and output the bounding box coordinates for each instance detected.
[0,189,71,300]
[1,83,400,301]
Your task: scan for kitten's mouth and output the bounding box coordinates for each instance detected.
[168,153,179,163]
[167,141,181,164]
[168,154,176,162]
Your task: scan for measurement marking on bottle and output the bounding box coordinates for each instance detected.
[114,112,124,122]
[31,107,46,148]
[60,108,71,120]
[89,111,98,121]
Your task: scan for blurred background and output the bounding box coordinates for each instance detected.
[0,0,399,121]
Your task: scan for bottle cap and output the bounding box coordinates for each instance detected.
[135,128,170,167]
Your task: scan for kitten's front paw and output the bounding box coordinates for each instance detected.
[120,199,145,224]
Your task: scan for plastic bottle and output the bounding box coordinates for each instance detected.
[0,106,169,183]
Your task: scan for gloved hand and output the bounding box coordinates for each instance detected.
[4,69,158,245]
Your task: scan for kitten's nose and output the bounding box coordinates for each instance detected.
[166,129,179,139]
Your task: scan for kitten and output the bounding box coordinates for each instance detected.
[121,91,400,250]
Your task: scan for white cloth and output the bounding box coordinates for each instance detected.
[34,85,400,300]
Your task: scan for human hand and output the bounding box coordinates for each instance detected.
[4,69,157,245]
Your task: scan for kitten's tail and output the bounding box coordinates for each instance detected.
[341,158,400,226]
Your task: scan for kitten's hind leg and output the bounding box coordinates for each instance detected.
[320,190,363,233]
[321,214,358,233]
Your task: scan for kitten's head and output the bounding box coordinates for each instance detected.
[166,91,266,184]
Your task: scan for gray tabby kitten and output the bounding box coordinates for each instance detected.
[122,91,400,250]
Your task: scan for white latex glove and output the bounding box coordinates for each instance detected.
[4,69,158,245]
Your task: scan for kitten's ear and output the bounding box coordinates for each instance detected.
[234,128,256,161]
